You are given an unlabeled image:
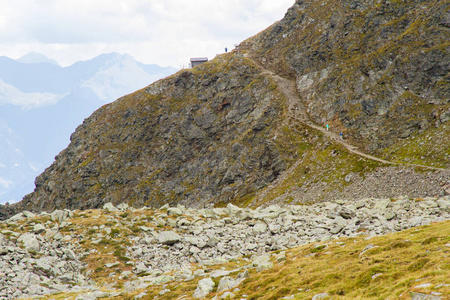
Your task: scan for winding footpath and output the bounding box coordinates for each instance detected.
[253,61,448,204]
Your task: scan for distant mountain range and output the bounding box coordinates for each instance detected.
[0,52,177,204]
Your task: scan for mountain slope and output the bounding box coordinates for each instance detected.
[1,0,449,218]
[240,0,450,151]
[10,55,293,213]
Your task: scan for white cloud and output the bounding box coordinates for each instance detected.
[0,0,294,67]
[0,177,13,189]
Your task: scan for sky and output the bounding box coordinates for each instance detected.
[0,0,295,68]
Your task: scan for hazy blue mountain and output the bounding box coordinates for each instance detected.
[0,53,177,204]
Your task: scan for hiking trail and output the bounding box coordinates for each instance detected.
[252,62,447,204]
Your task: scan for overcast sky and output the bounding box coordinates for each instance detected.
[0,0,294,68]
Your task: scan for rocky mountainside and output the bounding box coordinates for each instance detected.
[241,0,450,151]
[0,0,449,219]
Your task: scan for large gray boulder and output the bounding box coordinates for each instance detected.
[18,233,40,252]
[103,202,118,212]
[217,276,237,293]
[158,231,181,245]
[33,224,46,234]
[51,210,69,223]
[193,278,215,298]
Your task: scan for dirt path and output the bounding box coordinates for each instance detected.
[253,63,446,204]
[271,73,395,164]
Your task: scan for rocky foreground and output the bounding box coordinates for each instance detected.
[1,196,450,300]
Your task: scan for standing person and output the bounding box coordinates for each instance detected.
[225,47,228,53]
[326,124,329,131]
[340,132,343,140]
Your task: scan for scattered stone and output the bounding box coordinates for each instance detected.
[51,210,69,223]
[217,276,237,293]
[117,203,129,211]
[167,207,183,216]
[0,196,449,299]
[339,206,355,219]
[220,292,235,299]
[252,254,273,271]
[18,233,40,252]
[22,211,36,218]
[414,283,433,289]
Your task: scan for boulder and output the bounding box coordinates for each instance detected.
[18,233,40,252]
[193,278,215,298]
[330,216,347,234]
[51,210,69,223]
[22,211,36,218]
[437,199,450,211]
[252,254,273,271]
[103,202,118,212]
[338,207,355,219]
[374,199,391,211]
[312,293,330,300]
[117,203,129,210]
[253,221,268,234]
[33,224,46,234]
[225,203,243,217]
[217,276,237,293]
[158,231,181,245]
[410,292,441,300]
[7,213,25,222]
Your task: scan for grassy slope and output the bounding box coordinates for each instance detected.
[233,220,450,300]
